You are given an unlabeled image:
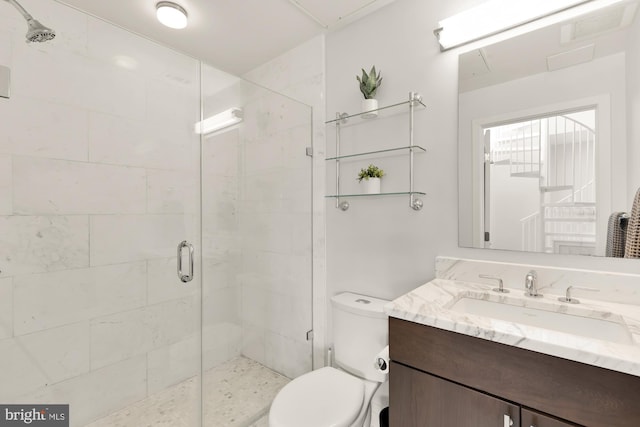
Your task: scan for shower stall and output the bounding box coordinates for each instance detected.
[0,1,313,426]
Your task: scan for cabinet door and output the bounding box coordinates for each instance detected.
[521,409,582,427]
[390,361,520,427]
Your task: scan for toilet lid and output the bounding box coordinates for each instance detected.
[269,367,364,427]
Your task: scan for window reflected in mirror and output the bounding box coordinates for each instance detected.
[484,109,596,254]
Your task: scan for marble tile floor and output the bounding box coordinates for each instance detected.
[86,356,289,427]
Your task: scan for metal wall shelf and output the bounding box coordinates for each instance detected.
[326,145,427,161]
[326,92,426,211]
[326,191,426,198]
[325,97,427,124]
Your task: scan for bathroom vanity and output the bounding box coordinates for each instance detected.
[386,259,640,427]
[389,318,639,426]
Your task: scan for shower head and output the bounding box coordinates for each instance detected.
[25,18,55,43]
[2,0,55,43]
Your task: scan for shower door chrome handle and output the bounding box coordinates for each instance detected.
[177,240,194,283]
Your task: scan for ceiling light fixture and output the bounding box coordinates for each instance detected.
[434,0,626,51]
[195,108,244,135]
[156,2,188,29]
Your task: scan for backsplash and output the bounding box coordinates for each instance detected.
[436,257,640,306]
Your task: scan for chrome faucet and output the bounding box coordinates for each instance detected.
[479,274,509,293]
[524,270,542,297]
[558,285,599,304]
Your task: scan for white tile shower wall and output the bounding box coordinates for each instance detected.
[147,168,199,214]
[0,1,201,425]
[0,278,12,340]
[12,262,147,336]
[89,214,193,266]
[0,215,89,275]
[20,356,149,426]
[0,155,11,215]
[88,111,191,171]
[147,333,201,395]
[0,33,10,65]
[244,35,327,371]
[90,296,198,369]
[0,94,90,161]
[0,322,91,401]
[12,156,147,215]
[148,257,200,305]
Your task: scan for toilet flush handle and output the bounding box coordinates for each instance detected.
[376,357,387,371]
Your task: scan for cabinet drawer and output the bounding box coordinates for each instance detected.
[390,361,520,427]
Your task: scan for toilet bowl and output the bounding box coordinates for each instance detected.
[269,292,389,427]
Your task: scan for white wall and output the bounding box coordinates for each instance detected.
[325,0,640,316]
[326,0,466,303]
[0,1,201,425]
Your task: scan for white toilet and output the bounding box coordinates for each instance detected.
[269,292,389,427]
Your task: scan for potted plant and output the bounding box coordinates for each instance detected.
[356,66,382,118]
[358,164,385,194]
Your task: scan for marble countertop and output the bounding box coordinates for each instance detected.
[385,278,640,378]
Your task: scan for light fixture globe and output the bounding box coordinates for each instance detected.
[156,1,188,29]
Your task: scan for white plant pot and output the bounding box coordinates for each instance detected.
[361,98,378,119]
[362,177,381,194]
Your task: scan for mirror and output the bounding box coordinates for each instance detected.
[458,0,640,257]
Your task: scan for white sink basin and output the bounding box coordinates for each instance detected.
[451,297,632,345]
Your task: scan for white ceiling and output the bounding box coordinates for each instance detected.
[56,0,394,75]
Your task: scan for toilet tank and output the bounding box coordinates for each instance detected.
[331,292,389,382]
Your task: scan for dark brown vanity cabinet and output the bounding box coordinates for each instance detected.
[389,317,640,427]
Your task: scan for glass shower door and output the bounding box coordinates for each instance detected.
[200,64,314,426]
[0,2,203,426]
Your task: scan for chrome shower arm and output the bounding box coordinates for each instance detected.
[2,0,55,43]
[3,0,35,22]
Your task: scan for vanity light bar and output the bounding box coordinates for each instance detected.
[194,108,243,135]
[434,0,625,51]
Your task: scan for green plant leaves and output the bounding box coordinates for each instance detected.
[357,164,385,182]
[356,66,382,99]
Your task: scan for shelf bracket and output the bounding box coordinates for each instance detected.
[411,195,424,210]
[335,112,349,210]
[408,92,423,211]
